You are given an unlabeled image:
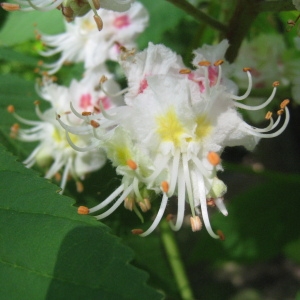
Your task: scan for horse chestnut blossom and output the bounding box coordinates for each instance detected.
[8,74,122,193]
[1,0,134,31]
[60,42,289,238]
[37,2,148,74]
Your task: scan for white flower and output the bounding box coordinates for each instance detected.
[39,2,148,74]
[70,42,289,238]
[8,74,122,193]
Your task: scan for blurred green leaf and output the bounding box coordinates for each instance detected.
[137,0,185,49]
[0,143,163,299]
[0,10,64,46]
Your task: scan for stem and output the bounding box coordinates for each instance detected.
[224,0,261,63]
[160,219,194,300]
[165,0,227,32]
[255,0,295,12]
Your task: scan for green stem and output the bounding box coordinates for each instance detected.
[165,0,227,32]
[255,0,295,12]
[160,219,194,300]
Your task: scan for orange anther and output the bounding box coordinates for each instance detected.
[179,68,191,74]
[92,0,101,9]
[78,206,89,215]
[37,60,44,66]
[161,181,169,193]
[82,111,92,116]
[54,172,61,182]
[198,60,211,67]
[127,159,137,170]
[124,197,134,211]
[34,100,40,106]
[207,198,216,207]
[272,81,280,87]
[265,111,272,120]
[7,105,15,113]
[207,152,220,166]
[90,120,100,128]
[280,99,290,109]
[243,67,252,72]
[217,229,225,241]
[214,59,224,66]
[76,181,84,193]
[277,109,284,115]
[10,123,19,132]
[94,15,103,31]
[166,214,174,222]
[100,75,108,84]
[131,229,144,235]
[0,3,20,11]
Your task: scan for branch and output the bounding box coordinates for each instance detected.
[255,0,295,12]
[165,0,227,32]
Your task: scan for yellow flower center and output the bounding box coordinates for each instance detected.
[194,115,212,140]
[156,107,186,147]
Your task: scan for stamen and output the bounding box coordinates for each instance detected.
[190,216,202,232]
[265,111,272,120]
[10,123,20,138]
[217,230,225,241]
[26,0,64,12]
[131,229,144,235]
[92,0,101,9]
[206,198,215,207]
[1,3,20,11]
[179,68,191,74]
[138,200,151,213]
[207,152,220,166]
[166,214,173,221]
[90,120,100,128]
[94,15,103,31]
[78,206,89,215]
[7,105,15,113]
[139,193,169,237]
[280,99,290,109]
[161,181,169,193]
[231,68,252,101]
[198,60,211,67]
[277,109,284,115]
[127,159,137,170]
[213,59,224,66]
[124,197,134,211]
[82,112,92,116]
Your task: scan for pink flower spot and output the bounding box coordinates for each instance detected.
[96,97,112,112]
[79,94,92,109]
[138,78,148,94]
[113,15,130,29]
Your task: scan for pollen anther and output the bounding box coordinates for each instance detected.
[78,206,89,215]
[127,159,137,170]
[207,152,220,166]
[198,60,211,67]
[179,68,191,74]
[217,230,225,241]
[131,229,144,235]
[7,105,15,113]
[272,81,280,87]
[243,67,251,72]
[82,111,92,116]
[214,59,224,66]
[161,181,169,193]
[90,120,100,128]
[0,3,20,11]
[280,99,290,109]
[190,216,202,232]
[94,15,103,31]
[265,111,272,120]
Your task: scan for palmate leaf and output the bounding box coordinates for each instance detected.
[0,143,163,299]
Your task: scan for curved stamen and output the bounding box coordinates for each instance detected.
[132,177,143,201]
[198,174,220,239]
[168,149,181,195]
[65,130,98,152]
[23,144,42,166]
[89,184,125,213]
[231,69,252,101]
[59,157,72,194]
[95,185,134,219]
[45,153,65,179]
[245,107,289,138]
[234,81,278,110]
[56,114,92,135]
[139,193,169,237]
[143,154,170,184]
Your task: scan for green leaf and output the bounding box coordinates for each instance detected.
[0,10,64,46]
[0,143,163,299]
[137,0,185,49]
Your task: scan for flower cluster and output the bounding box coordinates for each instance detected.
[1,0,134,31]
[57,41,289,238]
[7,2,148,193]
